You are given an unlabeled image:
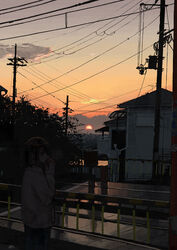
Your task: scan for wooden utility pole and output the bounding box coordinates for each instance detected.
[152,0,165,179]
[7,44,27,116]
[65,95,69,136]
[12,44,17,110]
[169,0,177,248]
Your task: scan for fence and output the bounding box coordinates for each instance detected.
[69,158,171,183]
[0,182,169,248]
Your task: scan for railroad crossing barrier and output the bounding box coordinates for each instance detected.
[0,183,169,248]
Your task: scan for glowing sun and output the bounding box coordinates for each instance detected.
[85,124,93,130]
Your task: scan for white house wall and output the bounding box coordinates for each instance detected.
[125,107,172,181]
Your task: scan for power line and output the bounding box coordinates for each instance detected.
[168,43,174,51]
[0,0,58,16]
[22,66,108,112]
[20,67,95,100]
[17,88,59,110]
[40,13,140,59]
[0,5,160,42]
[32,24,89,44]
[21,14,159,94]
[18,71,65,104]
[29,66,94,100]
[30,0,142,62]
[95,0,147,35]
[29,43,153,101]
[76,81,154,111]
[32,36,106,65]
[0,0,48,12]
[0,0,125,34]
[137,71,147,97]
[11,0,158,107]
[0,0,122,27]
[18,74,154,116]
[18,1,147,102]
[27,2,144,73]
[31,16,139,64]
[74,109,111,112]
[30,3,146,64]
[42,11,157,59]
[29,1,155,69]
[43,65,118,107]
[78,103,118,115]
[74,84,153,115]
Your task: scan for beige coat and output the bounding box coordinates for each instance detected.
[21,160,55,228]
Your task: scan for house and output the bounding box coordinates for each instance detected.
[96,109,127,182]
[96,88,172,181]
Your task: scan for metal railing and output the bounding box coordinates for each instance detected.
[0,183,169,248]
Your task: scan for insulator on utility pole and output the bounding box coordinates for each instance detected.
[136,64,147,75]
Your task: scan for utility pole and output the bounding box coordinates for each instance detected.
[7,44,27,116]
[65,95,69,136]
[152,0,165,179]
[169,0,177,248]
[12,44,17,110]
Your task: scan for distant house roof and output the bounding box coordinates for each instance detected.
[118,88,172,108]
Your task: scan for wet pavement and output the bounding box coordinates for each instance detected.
[0,226,163,250]
[65,181,170,201]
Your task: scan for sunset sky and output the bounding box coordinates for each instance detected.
[0,0,174,130]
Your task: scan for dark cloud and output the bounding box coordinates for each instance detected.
[74,114,108,132]
[0,43,50,60]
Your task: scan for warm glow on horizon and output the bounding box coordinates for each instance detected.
[0,0,173,123]
[85,124,93,130]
